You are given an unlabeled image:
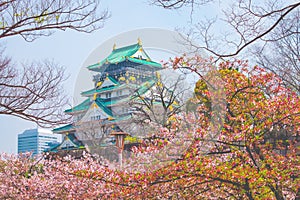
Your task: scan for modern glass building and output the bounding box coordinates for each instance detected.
[18,128,62,156]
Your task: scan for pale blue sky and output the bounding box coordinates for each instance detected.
[0,0,223,153]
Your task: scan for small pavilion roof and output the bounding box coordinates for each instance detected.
[46,133,85,152]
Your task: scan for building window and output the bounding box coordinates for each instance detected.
[106,92,111,98]
[117,90,122,96]
[91,115,101,121]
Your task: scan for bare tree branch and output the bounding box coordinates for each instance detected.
[217,0,300,58]
[0,0,109,41]
[149,0,212,9]
[252,9,300,94]
[129,72,191,129]
[152,0,300,95]
[0,0,108,127]
[153,0,300,61]
[0,53,71,127]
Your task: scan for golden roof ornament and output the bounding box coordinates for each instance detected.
[113,43,116,50]
[138,38,142,45]
[96,81,102,87]
[92,102,98,109]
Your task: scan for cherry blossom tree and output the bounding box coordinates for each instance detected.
[114,57,300,199]
[1,58,298,199]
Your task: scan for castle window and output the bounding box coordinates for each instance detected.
[91,115,101,121]
[117,90,122,96]
[106,92,111,98]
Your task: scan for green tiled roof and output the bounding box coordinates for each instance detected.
[127,57,161,68]
[87,43,162,71]
[53,124,75,133]
[105,43,141,63]
[65,78,156,117]
[65,97,115,117]
[95,98,113,116]
[107,76,119,85]
[46,133,84,152]
[89,43,140,69]
[65,98,90,114]
[81,84,123,97]
[65,133,84,147]
[100,114,132,125]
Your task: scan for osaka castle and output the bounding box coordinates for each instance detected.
[48,39,163,158]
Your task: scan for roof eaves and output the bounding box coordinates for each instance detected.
[95,98,113,116]
[52,124,75,133]
[81,84,124,96]
[67,133,84,147]
[107,76,120,85]
[87,43,141,71]
[127,57,162,68]
[65,98,90,113]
